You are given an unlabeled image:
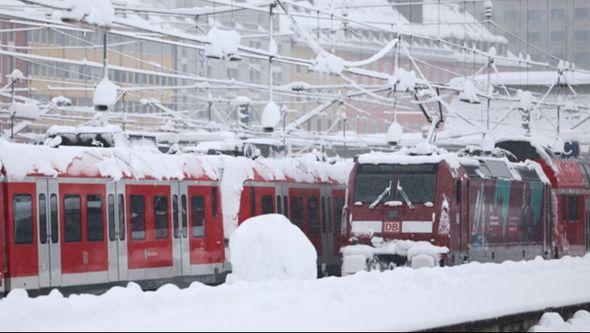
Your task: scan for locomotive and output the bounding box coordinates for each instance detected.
[341,140,590,273]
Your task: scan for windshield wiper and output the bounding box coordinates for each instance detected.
[396,181,415,210]
[369,180,392,210]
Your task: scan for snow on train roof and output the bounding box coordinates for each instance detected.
[0,141,219,181]
[214,155,353,237]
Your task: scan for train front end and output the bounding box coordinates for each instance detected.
[341,152,458,273]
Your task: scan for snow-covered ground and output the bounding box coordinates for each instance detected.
[1,255,590,331]
[530,311,590,332]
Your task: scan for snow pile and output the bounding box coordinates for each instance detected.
[93,77,119,110]
[227,214,317,282]
[205,27,241,60]
[341,239,449,273]
[2,256,590,330]
[261,100,281,131]
[357,148,473,170]
[9,103,40,120]
[392,67,417,92]
[10,69,24,81]
[530,311,590,332]
[313,53,345,75]
[458,80,480,104]
[386,122,403,145]
[60,0,115,27]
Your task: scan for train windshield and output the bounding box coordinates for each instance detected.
[354,164,437,204]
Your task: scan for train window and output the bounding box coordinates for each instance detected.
[154,196,169,239]
[51,194,58,243]
[14,194,33,244]
[562,195,568,221]
[455,180,462,203]
[484,160,513,179]
[276,195,282,214]
[283,196,289,218]
[181,194,188,237]
[321,197,327,234]
[191,195,205,238]
[290,196,304,229]
[130,195,146,240]
[64,195,82,243]
[462,165,482,178]
[118,194,125,241]
[261,195,274,214]
[173,195,179,239]
[108,195,115,241]
[212,188,218,218]
[39,194,47,244]
[478,163,494,178]
[87,194,104,242]
[249,187,256,216]
[516,167,540,181]
[308,196,320,234]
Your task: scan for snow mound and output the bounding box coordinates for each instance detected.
[530,311,590,332]
[227,214,317,282]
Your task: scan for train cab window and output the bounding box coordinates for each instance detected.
[326,197,332,234]
[191,195,205,238]
[50,194,58,243]
[173,195,179,239]
[181,194,188,237]
[130,195,146,240]
[261,195,274,214]
[118,194,125,241]
[14,194,33,244]
[39,194,47,244]
[86,194,104,242]
[308,196,320,234]
[154,196,169,239]
[484,160,512,179]
[290,196,304,229]
[108,194,116,241]
[212,188,218,218]
[64,195,82,243]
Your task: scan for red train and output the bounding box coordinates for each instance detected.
[341,140,590,273]
[0,142,349,296]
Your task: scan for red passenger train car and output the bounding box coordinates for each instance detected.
[227,157,350,276]
[0,143,225,295]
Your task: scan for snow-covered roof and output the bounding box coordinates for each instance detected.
[0,141,219,181]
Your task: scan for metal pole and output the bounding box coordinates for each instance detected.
[486,56,491,132]
[557,105,561,138]
[268,3,275,102]
[10,79,15,141]
[122,92,126,132]
[103,30,108,77]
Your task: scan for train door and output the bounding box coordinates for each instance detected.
[288,186,321,255]
[332,188,346,257]
[106,181,128,282]
[59,182,109,286]
[36,179,61,288]
[319,185,333,272]
[586,197,590,252]
[175,182,190,275]
[126,183,174,280]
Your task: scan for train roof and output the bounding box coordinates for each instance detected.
[355,144,549,183]
[0,141,219,181]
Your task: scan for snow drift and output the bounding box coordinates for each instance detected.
[227,214,317,282]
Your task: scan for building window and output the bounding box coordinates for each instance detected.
[551,9,565,21]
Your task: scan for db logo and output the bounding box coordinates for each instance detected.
[383,221,401,233]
